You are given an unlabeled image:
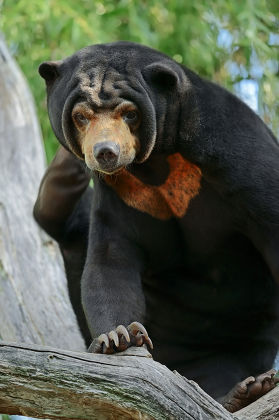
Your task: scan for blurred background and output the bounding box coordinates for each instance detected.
[0,0,278,163]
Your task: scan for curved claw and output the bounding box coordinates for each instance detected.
[142,334,153,350]
[88,333,110,353]
[98,333,110,348]
[116,325,130,343]
[128,321,153,350]
[108,330,119,347]
[128,321,148,336]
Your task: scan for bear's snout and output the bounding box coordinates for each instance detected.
[93,141,120,170]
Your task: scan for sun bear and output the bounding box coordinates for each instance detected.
[34,41,279,412]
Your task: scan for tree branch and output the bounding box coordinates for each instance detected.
[0,341,236,420]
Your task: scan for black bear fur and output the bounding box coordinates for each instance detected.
[34,42,279,403]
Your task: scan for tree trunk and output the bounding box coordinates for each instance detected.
[0,36,85,351]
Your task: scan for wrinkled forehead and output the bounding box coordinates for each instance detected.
[63,42,164,109]
[77,64,128,108]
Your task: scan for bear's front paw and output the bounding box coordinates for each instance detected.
[88,322,153,354]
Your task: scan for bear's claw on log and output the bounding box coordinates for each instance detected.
[89,322,153,354]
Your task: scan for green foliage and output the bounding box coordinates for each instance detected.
[0,0,278,161]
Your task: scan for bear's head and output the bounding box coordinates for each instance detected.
[39,42,195,174]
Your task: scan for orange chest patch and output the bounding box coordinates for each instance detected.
[104,153,202,220]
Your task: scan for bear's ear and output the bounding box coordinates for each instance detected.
[142,62,179,89]
[38,61,61,84]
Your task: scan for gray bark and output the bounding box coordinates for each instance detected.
[236,386,279,420]
[0,36,85,351]
[0,342,236,420]
[1,342,278,420]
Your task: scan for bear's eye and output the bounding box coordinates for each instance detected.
[74,113,89,126]
[122,110,139,124]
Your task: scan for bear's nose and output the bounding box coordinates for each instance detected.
[93,141,120,165]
